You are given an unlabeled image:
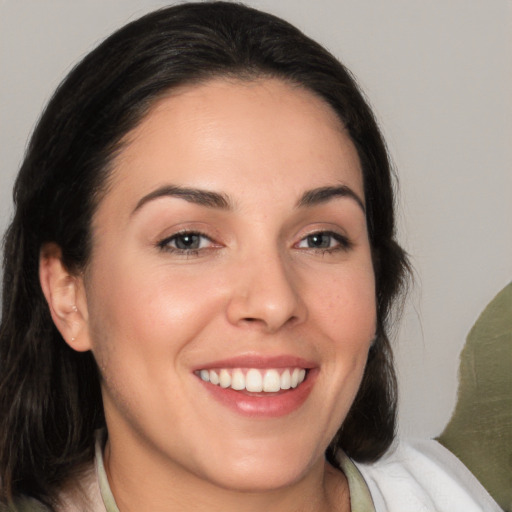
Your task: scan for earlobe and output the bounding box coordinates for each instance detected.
[39,242,91,352]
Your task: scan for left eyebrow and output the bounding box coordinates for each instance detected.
[296,185,365,213]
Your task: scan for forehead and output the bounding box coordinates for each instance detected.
[102,77,363,213]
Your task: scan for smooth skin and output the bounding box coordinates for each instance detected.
[40,78,377,511]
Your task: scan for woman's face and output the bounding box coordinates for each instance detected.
[79,78,376,491]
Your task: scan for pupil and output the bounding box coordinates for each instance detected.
[176,234,199,250]
[308,234,329,248]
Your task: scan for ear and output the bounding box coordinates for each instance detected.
[39,242,91,352]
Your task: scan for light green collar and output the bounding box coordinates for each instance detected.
[334,450,376,511]
[95,433,120,512]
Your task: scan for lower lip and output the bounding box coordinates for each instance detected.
[196,370,317,418]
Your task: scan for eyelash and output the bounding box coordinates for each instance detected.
[157,231,215,256]
[157,230,352,257]
[296,231,353,253]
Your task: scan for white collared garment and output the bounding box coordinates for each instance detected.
[354,439,503,512]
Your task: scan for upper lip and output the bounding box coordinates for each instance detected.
[193,354,317,371]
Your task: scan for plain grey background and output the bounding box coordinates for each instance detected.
[1,0,511,439]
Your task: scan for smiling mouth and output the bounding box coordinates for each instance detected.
[196,368,307,393]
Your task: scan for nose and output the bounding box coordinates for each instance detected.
[225,251,307,333]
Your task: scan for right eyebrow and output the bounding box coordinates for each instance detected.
[131,185,232,215]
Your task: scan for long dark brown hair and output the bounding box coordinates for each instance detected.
[0,2,409,507]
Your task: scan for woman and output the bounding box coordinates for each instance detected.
[0,2,501,511]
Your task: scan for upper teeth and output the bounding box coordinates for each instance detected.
[198,368,307,392]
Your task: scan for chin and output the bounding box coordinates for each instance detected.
[195,440,321,493]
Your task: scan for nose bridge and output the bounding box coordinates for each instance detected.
[226,244,305,332]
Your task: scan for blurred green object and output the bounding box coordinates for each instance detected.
[438,282,512,511]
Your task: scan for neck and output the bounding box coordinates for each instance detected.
[104,435,350,512]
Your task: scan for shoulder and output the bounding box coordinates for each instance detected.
[55,461,105,512]
[354,439,503,512]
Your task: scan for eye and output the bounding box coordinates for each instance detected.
[158,231,214,253]
[296,231,351,252]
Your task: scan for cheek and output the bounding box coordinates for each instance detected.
[84,258,226,369]
[308,260,376,393]
[300,262,376,438]
[83,262,218,423]
[313,264,377,342]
